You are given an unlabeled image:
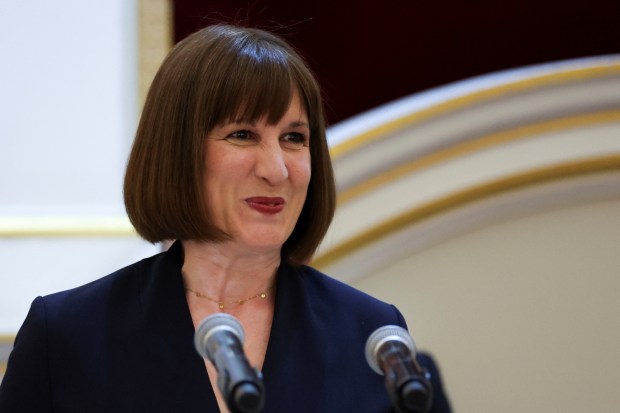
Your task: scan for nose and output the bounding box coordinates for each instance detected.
[255,140,288,185]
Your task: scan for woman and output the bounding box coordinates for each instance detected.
[0,24,450,412]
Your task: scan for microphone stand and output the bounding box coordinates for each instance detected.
[194,313,265,413]
[378,341,433,413]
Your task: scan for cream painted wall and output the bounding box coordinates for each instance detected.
[0,1,160,337]
[0,1,136,213]
[354,199,620,412]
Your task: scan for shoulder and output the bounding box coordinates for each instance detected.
[43,256,146,309]
[39,248,169,323]
[294,265,383,303]
[282,263,406,328]
[13,248,174,370]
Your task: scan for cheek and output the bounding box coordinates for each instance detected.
[292,156,312,187]
[203,154,233,206]
[206,150,251,181]
[298,166,311,188]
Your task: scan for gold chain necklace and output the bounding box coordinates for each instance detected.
[184,282,275,310]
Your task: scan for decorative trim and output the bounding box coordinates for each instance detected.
[0,216,135,237]
[0,335,13,377]
[338,109,620,205]
[329,62,620,159]
[312,155,620,269]
[138,0,173,107]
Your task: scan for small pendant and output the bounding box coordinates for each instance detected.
[260,293,266,299]
[218,303,224,310]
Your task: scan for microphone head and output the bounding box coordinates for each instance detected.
[194,313,246,361]
[365,325,416,375]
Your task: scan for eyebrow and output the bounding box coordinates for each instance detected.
[288,121,310,129]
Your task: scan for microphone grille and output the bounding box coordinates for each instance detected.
[365,325,416,375]
[194,313,245,359]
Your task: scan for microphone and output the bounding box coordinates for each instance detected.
[365,325,433,413]
[194,313,265,413]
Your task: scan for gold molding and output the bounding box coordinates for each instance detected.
[0,217,136,237]
[338,109,620,205]
[138,0,173,107]
[0,335,12,376]
[329,62,620,159]
[312,155,620,269]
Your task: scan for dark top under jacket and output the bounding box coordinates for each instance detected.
[0,242,451,412]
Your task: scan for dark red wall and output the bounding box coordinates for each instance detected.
[172,0,620,124]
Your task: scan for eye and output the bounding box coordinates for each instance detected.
[281,132,309,150]
[226,130,256,146]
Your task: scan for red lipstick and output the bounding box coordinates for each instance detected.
[246,197,285,214]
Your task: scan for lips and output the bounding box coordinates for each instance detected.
[246,197,286,214]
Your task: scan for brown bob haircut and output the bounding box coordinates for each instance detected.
[124,24,336,265]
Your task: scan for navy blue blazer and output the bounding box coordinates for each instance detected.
[0,242,451,412]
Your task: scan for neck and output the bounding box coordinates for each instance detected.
[181,240,280,302]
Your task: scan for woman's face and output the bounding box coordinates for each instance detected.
[203,91,312,255]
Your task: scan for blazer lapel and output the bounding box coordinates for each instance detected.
[261,263,331,412]
[138,242,219,411]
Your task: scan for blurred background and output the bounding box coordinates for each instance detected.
[174,0,620,124]
[1,1,619,411]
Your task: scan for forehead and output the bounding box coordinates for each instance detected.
[280,91,310,127]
